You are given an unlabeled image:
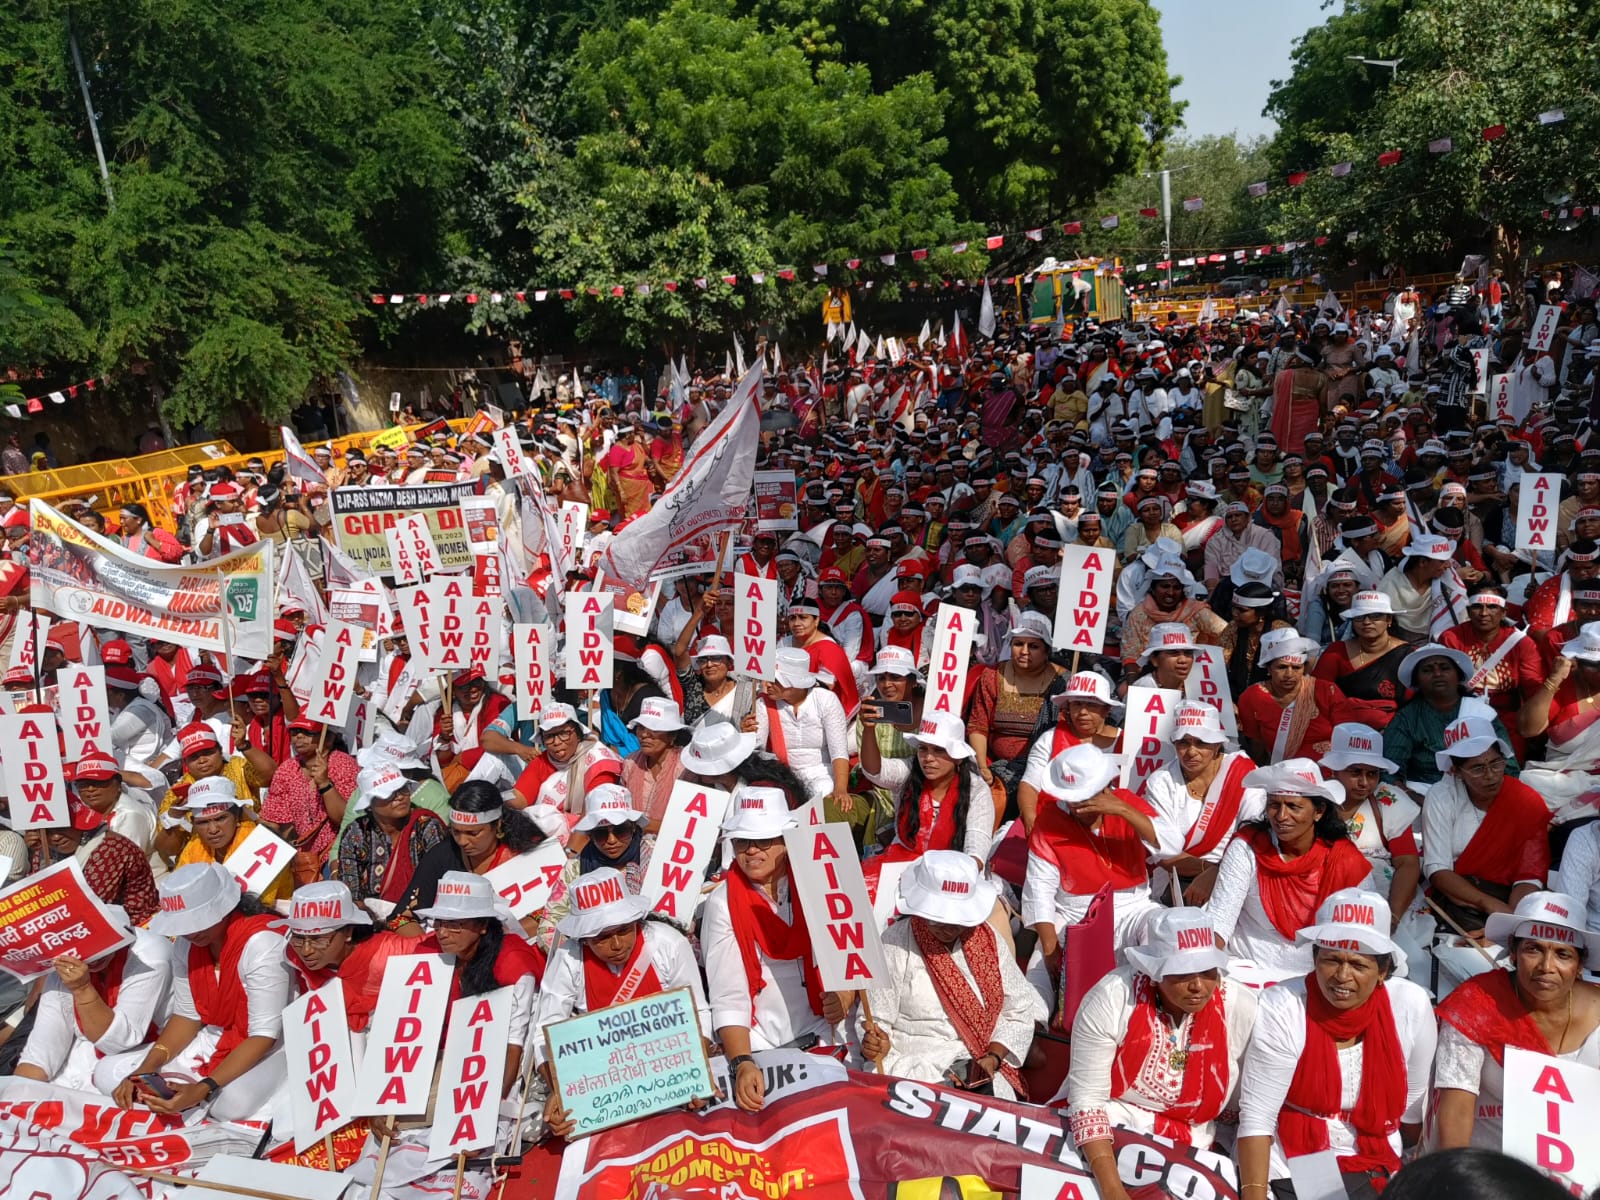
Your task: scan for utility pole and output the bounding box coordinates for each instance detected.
[67,15,115,211]
[1159,169,1173,292]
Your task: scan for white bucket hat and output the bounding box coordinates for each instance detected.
[1320,723,1397,772]
[413,871,522,935]
[1172,702,1227,745]
[1044,744,1119,805]
[1398,643,1474,689]
[539,701,583,733]
[1125,907,1229,980]
[692,634,734,661]
[1340,590,1394,619]
[574,782,647,832]
[1295,887,1403,968]
[1010,610,1053,644]
[1061,671,1113,705]
[350,764,413,816]
[682,721,762,775]
[1230,547,1279,590]
[951,563,990,593]
[1258,628,1318,666]
[896,851,1000,926]
[721,785,798,839]
[630,697,686,733]
[1402,534,1454,561]
[870,645,922,680]
[1435,712,1512,774]
[176,774,246,814]
[1242,757,1334,799]
[283,881,373,935]
[1138,621,1201,666]
[556,867,652,939]
[1485,890,1594,953]
[148,862,244,938]
[903,712,976,760]
[1560,621,1600,663]
[774,647,816,688]
[358,731,427,772]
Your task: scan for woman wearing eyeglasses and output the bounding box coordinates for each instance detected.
[280,881,417,1042]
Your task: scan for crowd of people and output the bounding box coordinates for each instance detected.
[2,262,1600,1199]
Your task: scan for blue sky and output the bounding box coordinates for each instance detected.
[1154,0,1332,141]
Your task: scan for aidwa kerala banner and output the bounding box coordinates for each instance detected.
[553,1050,1240,1200]
[29,501,274,659]
[329,483,476,576]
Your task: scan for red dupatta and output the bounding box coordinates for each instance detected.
[1111,974,1232,1145]
[1027,789,1156,893]
[911,917,1024,1096]
[1436,969,1551,1066]
[377,810,437,905]
[583,931,663,1010]
[188,913,280,1074]
[724,864,824,1023]
[1183,754,1257,859]
[1451,777,1552,886]
[894,777,960,857]
[1241,826,1370,940]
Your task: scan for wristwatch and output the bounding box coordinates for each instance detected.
[726,1055,757,1074]
[199,1076,222,1099]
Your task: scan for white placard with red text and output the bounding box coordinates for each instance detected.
[0,859,133,980]
[732,573,779,681]
[385,512,442,585]
[1119,686,1181,794]
[642,782,731,923]
[7,613,51,678]
[56,665,110,763]
[283,981,359,1152]
[1528,304,1561,352]
[1471,347,1491,395]
[483,840,568,919]
[494,428,534,479]
[0,712,68,831]
[1184,646,1240,742]
[512,622,553,728]
[1503,1046,1600,1192]
[302,618,361,728]
[564,592,615,690]
[423,576,502,677]
[1489,373,1513,422]
[783,822,888,990]
[354,954,453,1116]
[924,603,975,719]
[1054,544,1115,654]
[1516,471,1562,551]
[427,986,514,1160]
[222,823,294,896]
[558,502,588,576]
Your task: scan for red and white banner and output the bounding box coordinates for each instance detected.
[641,782,731,923]
[1489,372,1513,421]
[283,980,359,1152]
[0,860,133,979]
[56,665,110,763]
[280,425,328,489]
[0,712,68,831]
[512,622,553,727]
[732,573,779,680]
[564,592,615,690]
[493,427,534,479]
[484,840,567,918]
[598,364,762,590]
[422,577,501,677]
[302,618,361,728]
[385,511,442,585]
[924,603,975,718]
[1185,646,1241,742]
[222,823,294,897]
[354,954,452,1116]
[1053,544,1114,654]
[1471,347,1491,395]
[783,823,888,990]
[1119,686,1181,794]
[7,612,49,678]
[558,502,588,576]
[1516,471,1562,551]
[427,986,514,1160]
[1503,1047,1600,1192]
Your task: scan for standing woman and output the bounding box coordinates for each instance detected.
[1237,890,1437,1199]
[600,425,653,519]
[701,788,840,1112]
[1433,892,1600,1151]
[684,635,763,736]
[967,611,1065,818]
[1311,592,1410,730]
[118,504,152,555]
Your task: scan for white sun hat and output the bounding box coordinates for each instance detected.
[1340,590,1394,619]
[1138,621,1201,666]
[721,785,798,839]
[774,647,817,688]
[539,701,583,732]
[692,634,735,661]
[1484,890,1594,953]
[1010,610,1053,644]
[1295,887,1403,967]
[1258,628,1318,666]
[1435,711,1513,774]
[870,645,922,680]
[283,880,373,935]
[896,851,1000,926]
[1230,546,1280,589]
[1560,621,1600,663]
[574,782,647,832]
[1125,907,1229,980]
[175,774,246,813]
[1242,757,1334,799]
[1320,723,1398,773]
[1402,534,1454,561]
[413,871,522,935]
[148,862,244,938]
[349,764,413,816]
[1397,643,1474,689]
[682,721,762,775]
[556,867,653,939]
[629,696,687,733]
[1172,702,1227,745]
[903,712,976,760]
[1061,671,1113,704]
[1043,744,1119,805]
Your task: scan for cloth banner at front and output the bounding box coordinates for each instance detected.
[29,501,275,659]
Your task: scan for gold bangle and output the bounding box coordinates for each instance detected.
[1241,1185,1270,1194]
[150,1044,175,1065]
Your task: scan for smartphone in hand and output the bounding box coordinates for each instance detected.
[136,1073,176,1100]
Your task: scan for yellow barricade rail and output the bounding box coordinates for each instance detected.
[8,418,477,533]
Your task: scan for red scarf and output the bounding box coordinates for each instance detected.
[416,932,547,1004]
[1451,777,1551,886]
[583,930,663,1010]
[895,777,960,855]
[1184,754,1257,859]
[377,811,435,905]
[248,711,290,764]
[188,913,280,1074]
[804,636,861,717]
[1027,789,1155,893]
[723,864,823,1023]
[1436,969,1551,1067]
[1280,978,1407,1178]
[1110,974,1231,1145]
[911,917,1023,1096]
[1242,826,1371,940]
[763,698,789,761]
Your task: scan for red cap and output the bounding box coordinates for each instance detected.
[1,507,28,531]
[273,619,299,640]
[240,672,273,695]
[184,664,225,689]
[2,665,32,686]
[103,664,142,690]
[45,625,72,649]
[70,753,121,783]
[452,666,486,686]
[67,794,104,832]
[100,639,134,666]
[178,722,221,758]
[818,567,848,585]
[287,715,321,734]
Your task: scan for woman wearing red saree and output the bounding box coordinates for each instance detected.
[1239,629,1381,764]
[1520,620,1600,767]
[1268,345,1326,456]
[600,425,653,518]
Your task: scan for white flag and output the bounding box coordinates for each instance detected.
[280,426,327,488]
[733,335,746,377]
[855,328,871,361]
[277,539,329,627]
[873,334,886,360]
[597,365,763,591]
[978,279,996,339]
[918,318,931,347]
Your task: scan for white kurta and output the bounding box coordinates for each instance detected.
[1555,821,1600,936]
[768,689,849,800]
[701,878,836,1051]
[1142,755,1267,863]
[1432,1019,1600,1150]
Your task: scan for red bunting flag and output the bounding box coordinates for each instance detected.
[664,281,678,292]
[1482,123,1507,141]
[1062,221,1083,235]
[721,274,737,285]
[465,293,478,303]
[846,258,861,269]
[1287,171,1308,186]
[1138,207,1159,218]
[911,248,928,261]
[611,286,625,296]
[986,235,1004,249]
[371,295,386,304]
[1314,235,1329,246]
[1207,253,1225,262]
[776,269,795,280]
[515,291,526,301]
[1377,149,1402,167]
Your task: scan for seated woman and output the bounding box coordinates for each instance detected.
[153,721,269,874]
[683,635,764,734]
[334,764,449,910]
[1313,591,1410,729]
[762,647,851,809]
[511,702,624,821]
[1320,724,1422,928]
[859,852,1037,1099]
[1067,907,1258,1190]
[173,776,291,906]
[1238,629,1380,764]
[1016,671,1121,832]
[1025,744,1170,972]
[1383,644,1519,791]
[620,697,691,830]
[535,867,712,1137]
[104,863,292,1122]
[1433,891,1600,1151]
[967,611,1065,819]
[258,715,359,876]
[1520,621,1600,767]
[1206,760,1373,984]
[1220,581,1291,696]
[24,796,160,926]
[1421,711,1552,936]
[572,784,654,890]
[15,906,172,1092]
[1237,889,1437,1198]
[701,787,841,1112]
[860,712,993,863]
[280,881,418,1038]
[1144,702,1265,905]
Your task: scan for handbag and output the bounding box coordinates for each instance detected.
[289,810,331,887]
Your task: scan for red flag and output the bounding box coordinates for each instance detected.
[664,281,678,292]
[515,291,527,301]
[1574,207,1588,219]
[1062,221,1083,235]
[465,293,478,304]
[416,294,429,305]
[1208,253,1226,263]
[721,274,738,285]
[911,248,928,261]
[610,285,625,296]
[371,295,386,304]
[1287,171,1308,187]
[985,235,1004,250]
[846,258,861,269]
[1482,123,1507,141]
[1138,207,1159,218]
[1314,236,1329,246]
[1377,149,1402,167]
[559,289,574,299]
[776,269,795,281]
